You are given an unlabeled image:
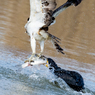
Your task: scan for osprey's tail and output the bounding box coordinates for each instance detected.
[48,33,64,54]
[39,27,64,54]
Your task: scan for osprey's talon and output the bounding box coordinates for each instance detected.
[24,57,33,63]
[24,53,38,63]
[38,52,43,58]
[29,53,38,60]
[24,59,34,63]
[24,59,29,63]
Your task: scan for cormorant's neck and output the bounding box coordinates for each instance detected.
[49,66,61,72]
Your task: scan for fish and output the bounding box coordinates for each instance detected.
[22,55,48,68]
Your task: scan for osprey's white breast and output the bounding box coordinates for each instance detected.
[25,21,45,40]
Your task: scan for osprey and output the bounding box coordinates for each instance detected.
[25,0,82,59]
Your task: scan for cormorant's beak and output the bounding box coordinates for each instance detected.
[45,60,49,67]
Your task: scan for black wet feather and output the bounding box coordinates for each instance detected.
[47,58,84,91]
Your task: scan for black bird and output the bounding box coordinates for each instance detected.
[46,58,84,91]
[22,56,84,91]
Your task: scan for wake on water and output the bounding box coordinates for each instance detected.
[0,51,95,95]
[20,65,95,95]
[0,62,95,95]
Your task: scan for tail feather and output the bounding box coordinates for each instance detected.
[48,32,61,43]
[49,33,64,54]
[53,41,64,54]
[48,32,61,40]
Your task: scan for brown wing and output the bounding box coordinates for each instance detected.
[41,0,57,27]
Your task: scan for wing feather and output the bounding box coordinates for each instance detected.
[51,38,64,54]
[53,0,82,18]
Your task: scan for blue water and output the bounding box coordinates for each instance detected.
[0,48,95,95]
[0,0,95,94]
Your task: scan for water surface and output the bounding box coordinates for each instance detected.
[0,0,95,95]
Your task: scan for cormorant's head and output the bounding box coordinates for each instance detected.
[45,58,59,70]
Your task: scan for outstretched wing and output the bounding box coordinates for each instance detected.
[28,0,82,28]
[53,0,82,18]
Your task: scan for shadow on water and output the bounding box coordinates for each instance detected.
[0,0,95,95]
